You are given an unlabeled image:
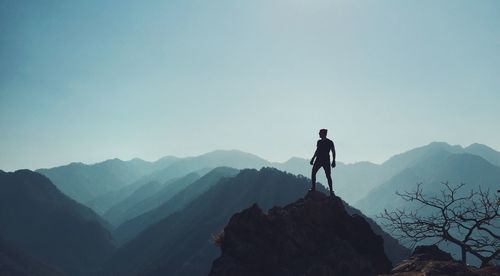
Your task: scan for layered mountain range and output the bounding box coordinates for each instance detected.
[36,142,500,216]
[1,141,498,275]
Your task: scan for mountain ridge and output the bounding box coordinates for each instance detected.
[0,170,115,276]
[32,142,500,211]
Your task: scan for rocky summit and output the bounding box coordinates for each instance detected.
[209,190,392,276]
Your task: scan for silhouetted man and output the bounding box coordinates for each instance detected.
[310,129,336,196]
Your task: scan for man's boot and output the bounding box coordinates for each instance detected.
[310,183,316,192]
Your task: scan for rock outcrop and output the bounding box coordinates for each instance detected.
[389,245,500,276]
[209,191,392,276]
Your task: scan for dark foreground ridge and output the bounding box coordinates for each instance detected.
[387,245,500,276]
[209,190,392,276]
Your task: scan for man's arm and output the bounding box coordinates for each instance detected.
[310,141,319,165]
[331,142,336,168]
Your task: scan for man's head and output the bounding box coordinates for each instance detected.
[319,129,327,138]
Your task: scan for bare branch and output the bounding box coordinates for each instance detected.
[380,181,500,267]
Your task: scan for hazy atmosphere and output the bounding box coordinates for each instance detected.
[1,0,500,171]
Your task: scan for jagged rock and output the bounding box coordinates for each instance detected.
[412,245,454,262]
[209,191,392,276]
[389,245,500,276]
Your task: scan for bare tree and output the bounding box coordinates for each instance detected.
[379,182,499,267]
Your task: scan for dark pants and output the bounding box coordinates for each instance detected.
[311,160,332,192]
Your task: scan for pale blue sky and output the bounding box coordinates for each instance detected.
[1,0,500,171]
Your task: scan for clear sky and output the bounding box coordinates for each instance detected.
[1,0,500,171]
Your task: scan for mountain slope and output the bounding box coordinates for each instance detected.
[87,150,271,215]
[378,142,500,183]
[0,237,65,276]
[36,157,177,208]
[112,167,240,244]
[134,150,270,185]
[104,172,202,226]
[0,170,115,276]
[378,142,463,178]
[356,152,500,217]
[343,204,410,265]
[464,143,500,167]
[103,168,407,276]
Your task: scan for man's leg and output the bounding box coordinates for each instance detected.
[311,162,321,191]
[323,163,333,196]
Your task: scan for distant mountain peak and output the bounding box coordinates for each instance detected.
[202,149,266,158]
[129,157,148,162]
[463,143,500,167]
[154,155,179,162]
[427,141,453,147]
[283,156,308,162]
[421,141,463,152]
[465,142,498,152]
